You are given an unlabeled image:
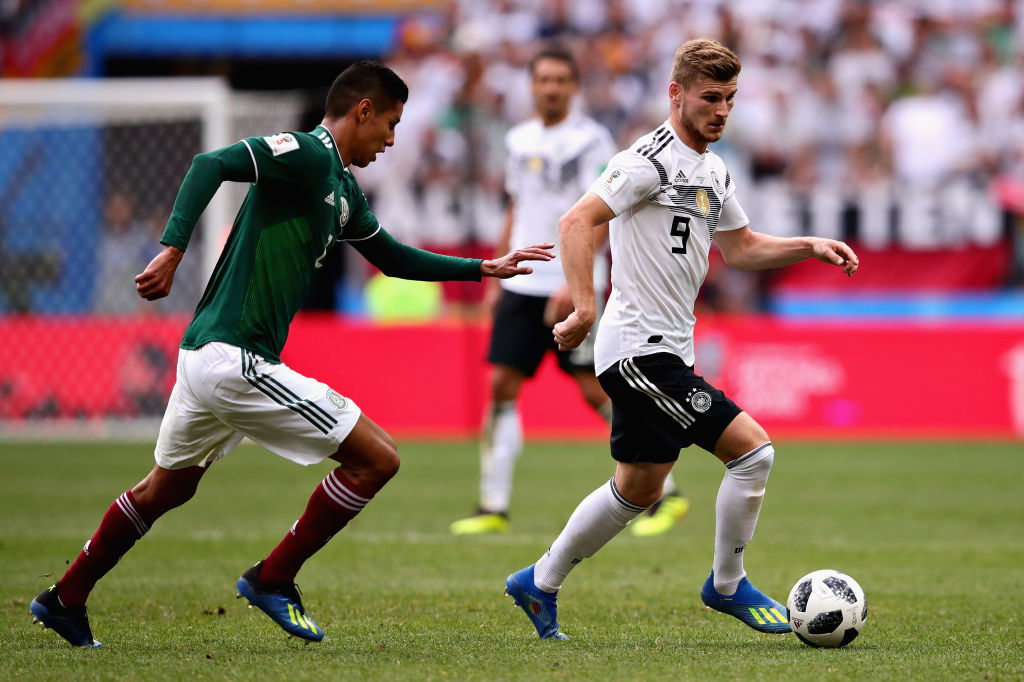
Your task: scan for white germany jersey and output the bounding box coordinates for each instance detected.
[588,121,749,373]
[503,113,617,296]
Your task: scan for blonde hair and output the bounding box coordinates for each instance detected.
[671,38,741,89]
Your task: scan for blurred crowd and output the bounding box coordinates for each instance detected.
[351,0,1024,311]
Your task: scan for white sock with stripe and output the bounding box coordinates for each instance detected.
[479,401,521,513]
[713,443,775,595]
[533,478,647,593]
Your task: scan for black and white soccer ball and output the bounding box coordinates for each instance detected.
[786,569,867,648]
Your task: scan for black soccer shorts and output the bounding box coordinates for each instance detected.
[597,352,742,463]
[487,289,597,377]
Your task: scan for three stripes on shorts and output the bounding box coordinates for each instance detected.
[618,357,696,429]
[241,349,338,435]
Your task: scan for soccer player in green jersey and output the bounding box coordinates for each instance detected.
[29,61,554,647]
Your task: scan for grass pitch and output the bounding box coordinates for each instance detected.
[2,439,1022,681]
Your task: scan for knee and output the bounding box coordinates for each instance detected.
[369,433,400,483]
[490,367,523,403]
[132,477,197,516]
[584,391,608,411]
[614,479,663,508]
[632,486,664,508]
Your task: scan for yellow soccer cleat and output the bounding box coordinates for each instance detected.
[629,494,689,537]
[449,511,509,535]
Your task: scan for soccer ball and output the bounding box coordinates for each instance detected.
[786,569,867,648]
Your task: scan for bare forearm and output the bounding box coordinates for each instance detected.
[557,211,596,323]
[717,228,859,276]
[725,233,817,270]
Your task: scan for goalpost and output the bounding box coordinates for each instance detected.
[0,78,304,438]
[0,78,234,280]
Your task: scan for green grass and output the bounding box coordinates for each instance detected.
[2,439,1023,681]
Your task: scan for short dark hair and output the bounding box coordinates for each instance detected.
[325,60,409,117]
[529,44,578,82]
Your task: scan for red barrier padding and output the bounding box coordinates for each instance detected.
[769,243,1013,292]
[2,314,1023,439]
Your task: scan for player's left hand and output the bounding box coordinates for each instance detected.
[481,243,555,279]
[553,309,594,351]
[812,239,859,276]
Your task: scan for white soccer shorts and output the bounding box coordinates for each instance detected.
[154,342,361,469]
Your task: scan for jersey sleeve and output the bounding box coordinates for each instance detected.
[160,141,257,252]
[717,172,749,231]
[241,132,332,187]
[586,150,661,216]
[350,227,482,281]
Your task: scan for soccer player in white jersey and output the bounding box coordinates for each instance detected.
[450,46,689,537]
[505,38,859,640]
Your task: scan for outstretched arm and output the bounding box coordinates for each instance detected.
[351,227,553,282]
[553,192,616,350]
[714,226,859,276]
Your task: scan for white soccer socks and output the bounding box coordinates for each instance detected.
[479,400,522,513]
[712,442,775,595]
[533,478,647,592]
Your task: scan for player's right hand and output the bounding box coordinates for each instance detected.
[544,284,575,328]
[135,245,184,300]
[480,243,555,279]
[553,309,594,351]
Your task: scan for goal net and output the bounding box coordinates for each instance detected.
[0,78,304,438]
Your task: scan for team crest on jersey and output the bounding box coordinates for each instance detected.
[710,170,724,195]
[327,389,348,410]
[528,155,544,173]
[696,189,710,216]
[338,197,350,228]
[690,390,712,413]
[263,133,299,157]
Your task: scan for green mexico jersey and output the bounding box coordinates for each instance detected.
[165,126,379,363]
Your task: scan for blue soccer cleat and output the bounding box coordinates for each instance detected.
[236,561,324,641]
[504,565,569,640]
[700,571,791,634]
[30,583,102,647]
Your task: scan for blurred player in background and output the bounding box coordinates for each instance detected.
[29,60,554,648]
[505,38,859,640]
[450,45,689,538]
